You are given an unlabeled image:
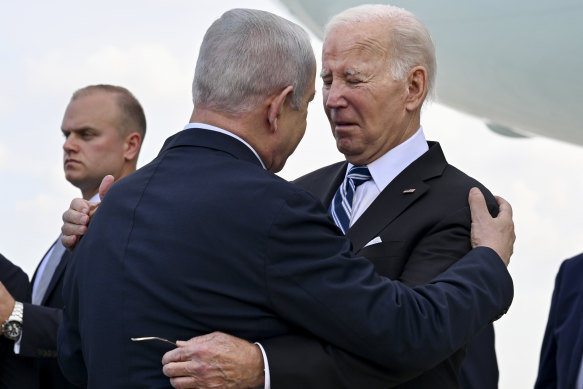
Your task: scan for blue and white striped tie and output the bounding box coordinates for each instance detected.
[329,165,371,234]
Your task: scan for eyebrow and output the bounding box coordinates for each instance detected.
[61,126,97,135]
[319,68,363,78]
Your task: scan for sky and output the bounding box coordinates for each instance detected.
[1,1,582,387]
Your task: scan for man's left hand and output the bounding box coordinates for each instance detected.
[162,331,264,389]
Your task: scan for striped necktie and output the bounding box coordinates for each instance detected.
[329,165,371,234]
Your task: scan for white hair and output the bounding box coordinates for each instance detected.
[325,4,437,101]
[193,8,316,115]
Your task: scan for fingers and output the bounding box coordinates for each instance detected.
[495,195,513,218]
[169,375,197,389]
[61,201,90,235]
[99,175,115,201]
[67,198,91,215]
[468,187,488,222]
[61,234,78,250]
[162,345,188,366]
[61,198,94,250]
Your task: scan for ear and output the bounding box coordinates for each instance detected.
[267,85,294,132]
[405,66,428,112]
[123,132,142,161]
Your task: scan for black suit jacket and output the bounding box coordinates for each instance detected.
[20,241,77,389]
[263,142,500,388]
[58,129,512,388]
[535,253,583,389]
[0,253,36,389]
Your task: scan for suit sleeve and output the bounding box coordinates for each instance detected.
[57,251,88,387]
[263,197,501,388]
[19,303,62,358]
[534,261,564,388]
[398,201,498,286]
[263,191,513,374]
[0,255,37,389]
[0,254,30,301]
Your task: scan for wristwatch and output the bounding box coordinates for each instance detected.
[2,301,23,341]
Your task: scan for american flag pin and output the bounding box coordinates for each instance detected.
[402,188,416,194]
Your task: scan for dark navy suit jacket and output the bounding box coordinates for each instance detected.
[535,253,583,389]
[58,128,513,388]
[263,142,500,388]
[21,242,78,389]
[0,253,36,389]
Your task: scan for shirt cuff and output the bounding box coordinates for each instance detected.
[254,342,270,389]
[13,331,22,354]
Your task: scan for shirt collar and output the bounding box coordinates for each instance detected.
[183,122,266,169]
[347,127,429,192]
[89,193,100,202]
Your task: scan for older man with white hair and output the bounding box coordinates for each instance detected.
[159,5,505,389]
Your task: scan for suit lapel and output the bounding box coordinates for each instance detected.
[40,250,70,305]
[320,163,347,206]
[347,142,447,252]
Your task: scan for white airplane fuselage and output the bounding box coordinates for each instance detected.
[279,0,583,146]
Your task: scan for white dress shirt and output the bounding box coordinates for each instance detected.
[349,127,429,227]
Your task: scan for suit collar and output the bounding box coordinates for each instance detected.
[346,141,447,251]
[41,251,70,305]
[160,128,264,169]
[32,238,70,305]
[322,162,350,206]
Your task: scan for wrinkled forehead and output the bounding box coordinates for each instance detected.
[321,26,391,76]
[322,23,390,69]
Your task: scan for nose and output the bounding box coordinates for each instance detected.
[324,81,347,109]
[63,134,77,153]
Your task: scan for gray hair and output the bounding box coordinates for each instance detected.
[325,4,436,101]
[193,8,316,115]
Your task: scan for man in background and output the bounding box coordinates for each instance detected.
[535,252,583,389]
[0,84,145,388]
[162,5,502,389]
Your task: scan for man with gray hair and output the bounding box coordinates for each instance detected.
[161,5,502,389]
[58,7,514,389]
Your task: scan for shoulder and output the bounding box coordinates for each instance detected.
[417,157,498,217]
[442,164,495,201]
[293,161,345,187]
[556,253,583,284]
[0,254,29,300]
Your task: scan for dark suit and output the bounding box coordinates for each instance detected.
[20,241,77,388]
[58,128,513,388]
[263,141,499,388]
[535,253,583,389]
[0,253,36,389]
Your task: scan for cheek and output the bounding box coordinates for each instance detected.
[86,140,120,161]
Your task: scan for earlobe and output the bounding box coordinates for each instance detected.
[267,85,294,132]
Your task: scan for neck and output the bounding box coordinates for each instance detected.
[189,107,273,169]
[82,188,98,201]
